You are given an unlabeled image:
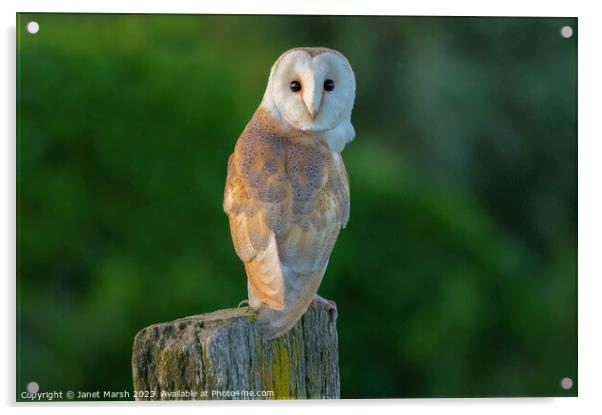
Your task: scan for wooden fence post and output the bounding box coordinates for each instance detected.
[131,299,340,400]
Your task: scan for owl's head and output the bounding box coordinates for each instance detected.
[262,47,356,135]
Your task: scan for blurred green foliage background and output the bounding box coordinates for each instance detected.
[17,14,577,399]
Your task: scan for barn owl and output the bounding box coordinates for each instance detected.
[223,47,355,339]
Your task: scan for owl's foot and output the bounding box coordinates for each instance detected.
[313,294,338,320]
[237,299,250,308]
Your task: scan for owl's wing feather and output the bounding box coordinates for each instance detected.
[225,163,286,309]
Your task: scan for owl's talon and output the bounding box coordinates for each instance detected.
[237,299,250,308]
[314,294,338,320]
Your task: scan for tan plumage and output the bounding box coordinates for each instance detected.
[224,47,355,338]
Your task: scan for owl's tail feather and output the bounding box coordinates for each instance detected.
[255,301,311,340]
[253,269,325,340]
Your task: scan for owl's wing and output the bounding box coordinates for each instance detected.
[279,147,349,268]
[223,126,291,311]
[224,115,349,336]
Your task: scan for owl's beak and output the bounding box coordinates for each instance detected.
[307,104,318,120]
[303,79,322,120]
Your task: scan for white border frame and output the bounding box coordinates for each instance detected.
[3,1,600,414]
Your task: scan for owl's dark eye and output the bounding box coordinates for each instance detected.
[290,80,302,93]
[324,79,335,91]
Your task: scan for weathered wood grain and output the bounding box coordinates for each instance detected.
[131,299,339,400]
